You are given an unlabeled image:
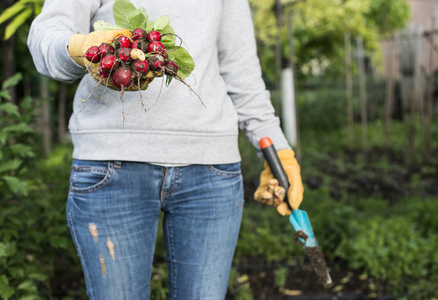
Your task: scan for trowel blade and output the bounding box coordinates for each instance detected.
[289,210,332,287]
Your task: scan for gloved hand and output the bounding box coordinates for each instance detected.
[68,34,87,66]
[254,149,304,216]
[68,29,132,67]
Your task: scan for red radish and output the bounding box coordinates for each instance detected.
[147,31,186,50]
[100,54,120,72]
[147,41,165,54]
[131,39,147,52]
[85,46,101,63]
[98,43,115,57]
[98,66,111,78]
[147,30,162,42]
[149,55,164,70]
[112,66,133,90]
[116,47,133,65]
[111,66,134,126]
[132,28,147,41]
[115,36,132,49]
[131,59,150,111]
[164,60,179,76]
[131,59,149,77]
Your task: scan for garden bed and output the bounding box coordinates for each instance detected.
[228,261,397,300]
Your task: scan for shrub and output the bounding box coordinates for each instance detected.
[334,214,438,297]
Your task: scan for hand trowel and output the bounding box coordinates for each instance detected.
[260,137,332,287]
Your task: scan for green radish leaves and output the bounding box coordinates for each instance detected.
[93,20,123,31]
[153,16,170,31]
[109,0,195,80]
[160,25,176,48]
[129,13,147,30]
[113,0,138,29]
[167,47,195,80]
[113,0,158,31]
[138,7,148,22]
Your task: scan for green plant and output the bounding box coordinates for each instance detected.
[0,0,44,40]
[0,74,34,197]
[302,190,357,260]
[274,267,288,289]
[0,75,78,300]
[234,284,253,300]
[227,268,253,300]
[235,203,306,264]
[0,74,48,299]
[150,262,169,300]
[334,214,437,297]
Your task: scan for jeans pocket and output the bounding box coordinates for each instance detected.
[207,162,241,177]
[70,160,114,193]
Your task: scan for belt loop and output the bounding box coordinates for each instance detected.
[114,161,122,168]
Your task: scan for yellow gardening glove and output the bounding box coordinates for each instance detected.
[67,29,132,68]
[68,34,87,66]
[254,149,304,216]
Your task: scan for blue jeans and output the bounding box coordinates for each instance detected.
[66,160,244,300]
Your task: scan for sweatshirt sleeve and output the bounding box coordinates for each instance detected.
[217,0,291,156]
[27,0,101,82]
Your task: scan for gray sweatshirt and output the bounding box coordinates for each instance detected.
[28,0,291,165]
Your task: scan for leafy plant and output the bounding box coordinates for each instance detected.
[334,215,437,296]
[0,0,44,40]
[0,75,78,300]
[227,268,253,300]
[249,0,410,83]
[235,202,306,264]
[0,73,34,198]
[0,73,47,299]
[274,267,288,289]
[150,262,169,300]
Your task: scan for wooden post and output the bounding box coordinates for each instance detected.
[286,9,301,159]
[345,32,354,148]
[40,77,52,157]
[399,25,423,164]
[275,0,283,114]
[425,16,436,162]
[384,35,396,150]
[357,36,368,152]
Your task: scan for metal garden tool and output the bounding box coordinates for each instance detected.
[260,137,332,287]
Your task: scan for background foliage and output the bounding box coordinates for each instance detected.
[1,0,438,299]
[250,0,410,82]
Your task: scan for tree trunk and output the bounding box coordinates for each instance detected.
[57,82,68,142]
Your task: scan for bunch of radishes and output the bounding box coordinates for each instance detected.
[72,0,204,127]
[84,28,180,94]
